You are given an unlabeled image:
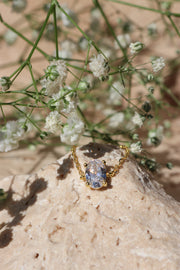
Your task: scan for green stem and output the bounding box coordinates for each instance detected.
[11,62,27,83]
[77,105,90,127]
[93,0,128,61]
[13,105,42,133]
[27,4,54,61]
[112,83,144,114]
[55,1,103,55]
[106,0,180,17]
[53,4,59,59]
[0,105,6,124]
[1,103,46,108]
[9,64,25,79]
[162,86,180,106]
[67,63,91,73]
[128,74,132,108]
[155,0,171,34]
[76,41,91,88]
[28,62,39,101]
[1,21,49,59]
[167,15,180,37]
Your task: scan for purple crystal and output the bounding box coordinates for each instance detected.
[85,160,107,189]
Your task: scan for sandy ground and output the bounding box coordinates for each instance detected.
[0,0,180,201]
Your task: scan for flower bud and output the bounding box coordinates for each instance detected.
[129,42,144,55]
[0,76,11,91]
[142,101,151,113]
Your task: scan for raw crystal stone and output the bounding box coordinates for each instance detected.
[85,159,107,189]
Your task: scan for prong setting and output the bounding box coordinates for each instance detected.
[72,145,129,190]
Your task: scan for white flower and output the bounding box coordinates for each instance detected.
[89,54,110,79]
[103,108,115,116]
[114,34,131,49]
[79,37,89,51]
[31,30,39,41]
[81,74,94,89]
[147,125,164,146]
[0,120,26,152]
[41,60,67,95]
[6,120,25,139]
[151,57,165,73]
[60,112,84,145]
[51,87,78,114]
[108,112,125,129]
[129,42,144,55]
[108,81,125,105]
[60,6,78,28]
[12,0,27,12]
[44,111,61,134]
[100,45,115,59]
[148,23,157,35]
[91,8,101,20]
[4,30,17,45]
[57,39,77,59]
[132,112,144,127]
[130,141,142,153]
[0,136,18,153]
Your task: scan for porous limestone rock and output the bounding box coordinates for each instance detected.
[0,143,180,270]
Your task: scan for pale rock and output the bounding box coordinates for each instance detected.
[0,143,180,270]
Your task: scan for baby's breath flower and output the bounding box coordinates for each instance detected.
[12,0,27,12]
[0,120,27,152]
[4,30,17,45]
[51,87,78,114]
[78,81,89,91]
[0,76,11,91]
[151,57,165,73]
[132,133,139,140]
[31,30,39,41]
[89,54,110,80]
[148,86,154,94]
[114,34,131,49]
[142,101,151,113]
[60,6,78,28]
[161,1,172,10]
[44,111,61,134]
[132,112,144,127]
[60,111,85,145]
[79,37,89,51]
[58,39,77,59]
[141,158,157,172]
[108,112,125,129]
[147,125,164,146]
[100,46,115,59]
[166,162,173,169]
[148,23,157,36]
[45,23,58,41]
[82,74,94,89]
[129,41,144,55]
[41,60,67,95]
[163,120,171,129]
[90,8,101,31]
[130,141,142,153]
[91,8,101,20]
[147,73,154,81]
[108,81,125,105]
[45,65,59,81]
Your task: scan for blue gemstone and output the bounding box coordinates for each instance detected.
[85,160,107,189]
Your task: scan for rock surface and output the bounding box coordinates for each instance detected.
[0,143,180,270]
